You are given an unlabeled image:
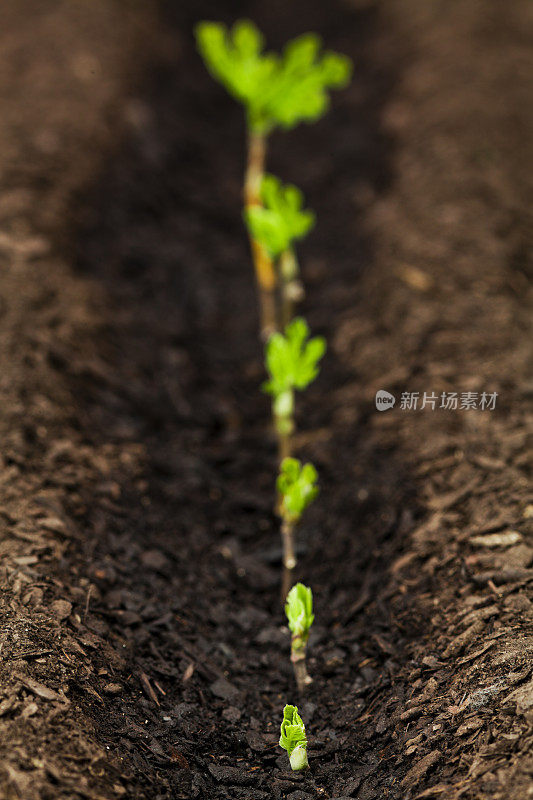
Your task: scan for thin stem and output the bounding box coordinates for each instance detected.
[291,649,313,694]
[244,130,265,206]
[281,519,296,603]
[245,130,277,338]
[275,434,290,522]
[279,249,304,328]
[278,430,291,463]
[275,403,293,514]
[274,390,294,465]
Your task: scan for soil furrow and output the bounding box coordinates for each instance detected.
[0,1,531,799]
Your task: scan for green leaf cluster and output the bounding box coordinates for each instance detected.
[263,318,326,400]
[244,175,315,258]
[279,704,307,755]
[196,20,352,133]
[277,457,318,523]
[285,583,314,638]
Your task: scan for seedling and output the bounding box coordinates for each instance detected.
[196,19,352,337]
[285,583,314,692]
[277,457,319,599]
[263,317,326,460]
[279,704,309,771]
[195,20,352,135]
[245,174,315,325]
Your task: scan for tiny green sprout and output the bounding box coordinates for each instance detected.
[286,583,314,692]
[277,458,319,601]
[195,20,352,135]
[286,583,314,639]
[277,458,319,525]
[244,174,315,259]
[279,704,309,771]
[263,318,326,451]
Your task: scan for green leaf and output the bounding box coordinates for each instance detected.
[196,20,352,133]
[263,317,326,399]
[244,174,315,257]
[285,583,314,637]
[279,704,307,756]
[277,457,319,523]
[265,35,352,130]
[195,20,278,132]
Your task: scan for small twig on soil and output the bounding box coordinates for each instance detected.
[140,671,160,706]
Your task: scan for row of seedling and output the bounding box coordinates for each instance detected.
[197,18,352,773]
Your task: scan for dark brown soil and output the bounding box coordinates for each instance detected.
[0,1,531,799]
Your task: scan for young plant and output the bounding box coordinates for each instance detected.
[196,19,352,337]
[245,174,315,325]
[279,704,309,771]
[285,583,314,692]
[277,458,319,600]
[263,317,326,460]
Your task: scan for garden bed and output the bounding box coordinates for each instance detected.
[0,1,531,798]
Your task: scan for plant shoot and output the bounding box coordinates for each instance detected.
[285,583,314,692]
[277,457,319,599]
[245,175,315,324]
[263,317,326,460]
[195,20,352,135]
[196,19,352,337]
[279,704,309,771]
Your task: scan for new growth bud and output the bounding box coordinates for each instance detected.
[279,704,309,771]
[277,458,319,601]
[277,458,319,525]
[263,318,326,443]
[285,583,314,691]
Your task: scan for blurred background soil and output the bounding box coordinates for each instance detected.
[0,1,531,798]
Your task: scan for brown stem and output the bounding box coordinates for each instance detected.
[245,130,277,338]
[278,430,291,463]
[291,650,313,693]
[244,130,265,207]
[281,519,296,603]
